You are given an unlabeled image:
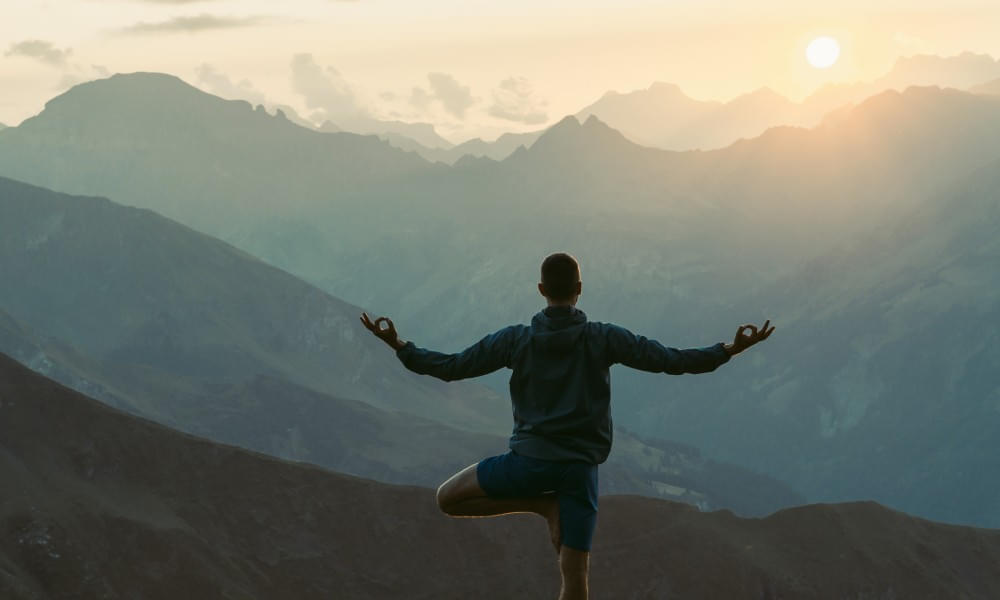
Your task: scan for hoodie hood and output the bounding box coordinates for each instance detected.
[531,305,587,353]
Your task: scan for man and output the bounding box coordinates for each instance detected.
[360,252,774,600]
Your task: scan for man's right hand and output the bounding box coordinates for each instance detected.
[724,320,775,356]
[360,312,407,351]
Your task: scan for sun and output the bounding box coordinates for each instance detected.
[806,36,841,69]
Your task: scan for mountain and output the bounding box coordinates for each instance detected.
[3,352,1000,599]
[574,52,1000,151]
[448,130,542,160]
[368,128,543,165]
[318,116,454,150]
[0,72,445,237]
[0,176,803,516]
[804,52,1000,121]
[694,153,1000,525]
[676,86,801,149]
[575,81,721,148]
[570,81,841,151]
[0,175,506,434]
[877,51,1000,90]
[970,77,1000,95]
[5,76,1000,526]
[316,117,454,151]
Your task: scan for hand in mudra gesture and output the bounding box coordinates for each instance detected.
[360,312,407,351]
[725,319,775,356]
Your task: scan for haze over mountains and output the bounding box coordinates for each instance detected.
[2,58,999,529]
[331,51,1000,162]
[0,175,802,516]
[4,352,1000,599]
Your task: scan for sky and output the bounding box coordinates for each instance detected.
[3,0,1000,142]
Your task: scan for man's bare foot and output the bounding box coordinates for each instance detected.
[542,497,561,555]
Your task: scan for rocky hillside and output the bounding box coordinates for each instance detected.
[2,352,999,599]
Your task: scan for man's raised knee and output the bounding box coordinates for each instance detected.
[436,482,455,515]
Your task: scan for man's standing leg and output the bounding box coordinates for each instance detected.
[435,456,595,600]
[552,461,597,600]
[558,547,589,600]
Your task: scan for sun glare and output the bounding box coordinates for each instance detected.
[806,36,841,69]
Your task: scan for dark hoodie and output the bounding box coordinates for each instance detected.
[396,305,730,464]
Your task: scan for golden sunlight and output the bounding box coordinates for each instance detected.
[806,36,841,69]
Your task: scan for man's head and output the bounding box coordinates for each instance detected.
[538,252,582,306]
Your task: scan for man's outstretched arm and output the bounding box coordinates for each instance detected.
[606,319,775,375]
[360,312,518,382]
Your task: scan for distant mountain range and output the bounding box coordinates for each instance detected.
[0,175,802,516]
[3,73,1000,527]
[875,51,1000,90]
[573,52,1000,151]
[316,116,455,150]
[344,51,1000,162]
[374,128,542,165]
[574,82,812,150]
[2,352,1000,599]
[971,77,1000,95]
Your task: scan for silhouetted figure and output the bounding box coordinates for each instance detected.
[361,252,774,600]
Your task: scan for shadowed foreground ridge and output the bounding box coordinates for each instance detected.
[2,352,999,600]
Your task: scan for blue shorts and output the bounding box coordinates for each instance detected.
[476,450,599,551]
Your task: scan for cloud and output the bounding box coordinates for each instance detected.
[290,53,369,123]
[407,72,476,119]
[488,76,549,124]
[196,63,268,105]
[5,40,72,66]
[408,86,433,111]
[118,14,267,34]
[6,40,106,99]
[425,72,475,119]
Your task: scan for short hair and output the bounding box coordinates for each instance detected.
[540,252,581,301]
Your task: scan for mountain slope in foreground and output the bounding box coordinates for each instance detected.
[2,353,999,599]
